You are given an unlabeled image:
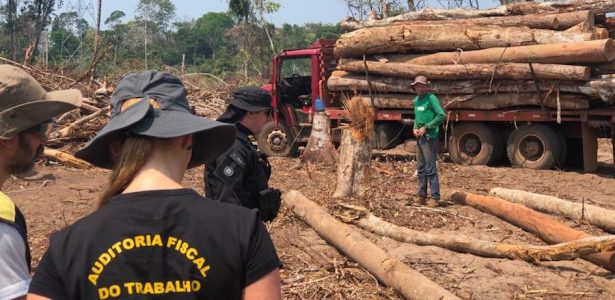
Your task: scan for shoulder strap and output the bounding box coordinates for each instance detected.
[0,192,31,272]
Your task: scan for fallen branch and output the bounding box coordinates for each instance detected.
[340,204,615,262]
[43,148,93,169]
[57,105,110,137]
[283,190,460,300]
[490,188,615,233]
[451,192,615,272]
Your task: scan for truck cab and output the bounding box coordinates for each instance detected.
[260,39,409,156]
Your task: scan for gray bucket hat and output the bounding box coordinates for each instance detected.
[229,86,274,112]
[74,70,236,169]
[0,65,82,139]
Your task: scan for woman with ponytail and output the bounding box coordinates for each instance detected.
[27,71,282,300]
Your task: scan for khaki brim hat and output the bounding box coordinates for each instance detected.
[0,65,82,139]
[410,75,429,89]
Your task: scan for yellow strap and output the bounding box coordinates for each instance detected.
[0,191,16,222]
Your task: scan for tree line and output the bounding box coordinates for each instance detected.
[0,0,342,81]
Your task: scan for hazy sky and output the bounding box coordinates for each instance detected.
[59,0,500,28]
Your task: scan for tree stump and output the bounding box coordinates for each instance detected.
[333,96,374,198]
[300,111,338,165]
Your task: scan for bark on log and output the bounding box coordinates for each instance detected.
[327,71,615,103]
[404,39,615,65]
[283,190,461,300]
[450,192,615,272]
[43,148,93,169]
[301,112,338,165]
[564,21,593,33]
[490,188,615,233]
[443,93,589,110]
[594,27,610,39]
[341,10,593,31]
[341,0,615,27]
[345,205,615,262]
[353,92,588,110]
[339,60,591,81]
[334,25,594,57]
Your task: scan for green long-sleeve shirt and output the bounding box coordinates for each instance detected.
[413,93,445,140]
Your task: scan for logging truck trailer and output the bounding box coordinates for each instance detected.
[261,39,615,171]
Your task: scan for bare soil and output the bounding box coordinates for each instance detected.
[4,139,615,299]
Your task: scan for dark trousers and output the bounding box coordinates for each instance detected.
[416,136,440,200]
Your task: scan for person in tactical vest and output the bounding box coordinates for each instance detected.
[0,65,82,299]
[205,87,281,222]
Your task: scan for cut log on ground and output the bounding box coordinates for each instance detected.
[283,190,461,300]
[339,60,591,81]
[450,192,615,272]
[342,204,615,262]
[341,10,593,31]
[490,188,615,233]
[327,71,615,103]
[300,111,338,165]
[334,25,594,57]
[43,148,93,169]
[403,39,615,65]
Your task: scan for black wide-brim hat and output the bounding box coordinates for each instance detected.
[229,86,275,112]
[75,71,235,169]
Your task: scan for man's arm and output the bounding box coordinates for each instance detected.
[425,94,445,129]
[242,268,281,300]
[0,224,30,300]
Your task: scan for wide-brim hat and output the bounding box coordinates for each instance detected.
[0,65,82,139]
[74,71,236,169]
[229,86,274,112]
[410,75,430,89]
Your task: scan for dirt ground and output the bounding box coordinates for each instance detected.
[4,139,615,299]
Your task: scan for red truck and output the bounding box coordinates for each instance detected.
[261,39,615,172]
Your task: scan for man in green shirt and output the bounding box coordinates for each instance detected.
[409,76,445,207]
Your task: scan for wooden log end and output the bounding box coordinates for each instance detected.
[450,192,468,204]
[605,39,615,62]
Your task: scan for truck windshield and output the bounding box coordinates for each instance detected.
[280,57,311,78]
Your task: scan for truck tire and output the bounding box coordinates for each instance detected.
[555,129,568,167]
[372,122,403,150]
[257,120,299,157]
[448,122,500,165]
[506,123,561,169]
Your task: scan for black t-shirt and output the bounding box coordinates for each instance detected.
[29,189,280,300]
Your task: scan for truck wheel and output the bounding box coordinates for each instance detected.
[506,124,561,169]
[257,120,299,157]
[372,122,403,150]
[448,122,500,165]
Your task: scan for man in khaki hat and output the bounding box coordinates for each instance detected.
[0,64,81,299]
[408,75,445,207]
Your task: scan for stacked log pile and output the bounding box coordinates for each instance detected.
[329,1,615,111]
